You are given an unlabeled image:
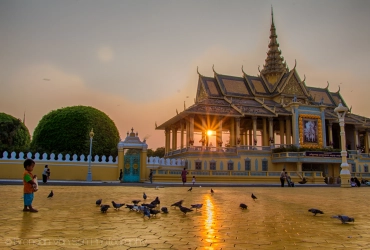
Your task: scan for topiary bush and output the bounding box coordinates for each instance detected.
[31,106,120,157]
[0,112,31,153]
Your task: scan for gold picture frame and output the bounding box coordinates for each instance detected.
[299,114,323,148]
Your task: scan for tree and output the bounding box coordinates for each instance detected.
[31,106,120,157]
[0,113,31,152]
[153,147,165,158]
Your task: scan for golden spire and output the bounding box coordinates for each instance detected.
[260,7,288,84]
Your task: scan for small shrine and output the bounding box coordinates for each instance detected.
[117,128,148,182]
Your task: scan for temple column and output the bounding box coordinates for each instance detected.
[328,121,333,146]
[354,128,359,149]
[201,115,207,146]
[262,118,268,146]
[366,130,370,154]
[165,128,170,154]
[252,116,257,146]
[186,120,190,147]
[230,118,235,146]
[236,118,241,146]
[217,117,223,148]
[189,115,194,145]
[249,129,252,146]
[279,118,285,145]
[269,117,274,146]
[180,122,184,149]
[244,126,248,145]
[172,127,177,150]
[297,162,302,172]
[285,116,291,145]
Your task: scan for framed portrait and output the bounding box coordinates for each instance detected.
[299,114,323,148]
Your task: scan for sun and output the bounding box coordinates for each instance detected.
[207,130,213,136]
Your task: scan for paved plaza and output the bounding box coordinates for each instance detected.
[0,185,369,249]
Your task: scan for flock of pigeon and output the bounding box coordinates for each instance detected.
[49,188,354,223]
[95,191,204,218]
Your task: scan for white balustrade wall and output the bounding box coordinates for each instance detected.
[147,156,186,169]
[0,151,117,163]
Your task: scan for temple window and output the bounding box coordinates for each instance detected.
[195,161,202,170]
[244,158,251,171]
[351,164,356,173]
[364,165,368,173]
[262,159,268,171]
[227,161,234,170]
[210,161,216,170]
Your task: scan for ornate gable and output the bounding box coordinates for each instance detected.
[196,77,209,103]
[281,75,305,96]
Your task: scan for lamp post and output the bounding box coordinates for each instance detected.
[86,128,94,182]
[334,102,350,188]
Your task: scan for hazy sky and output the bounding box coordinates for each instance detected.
[1,0,370,150]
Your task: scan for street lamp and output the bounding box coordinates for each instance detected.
[334,102,350,188]
[86,128,94,182]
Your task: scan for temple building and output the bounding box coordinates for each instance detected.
[155,10,370,183]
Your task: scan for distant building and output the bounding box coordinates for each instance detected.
[156,9,370,183]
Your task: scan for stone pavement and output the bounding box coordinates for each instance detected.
[0,184,369,249]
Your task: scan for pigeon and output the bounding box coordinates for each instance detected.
[150,209,160,217]
[188,187,192,192]
[211,188,214,194]
[132,200,141,205]
[171,200,184,209]
[298,178,307,184]
[100,205,110,213]
[251,193,257,201]
[150,197,160,206]
[47,190,53,198]
[96,199,102,206]
[143,192,147,200]
[191,204,203,211]
[143,207,151,218]
[332,215,355,224]
[240,203,248,209]
[179,205,193,215]
[112,201,125,210]
[142,203,156,209]
[125,204,135,210]
[161,207,169,214]
[308,208,324,216]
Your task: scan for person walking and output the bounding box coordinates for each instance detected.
[192,176,196,185]
[280,168,286,187]
[181,168,188,185]
[149,169,153,184]
[119,169,123,182]
[42,165,50,184]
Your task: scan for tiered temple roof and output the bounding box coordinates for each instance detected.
[156,9,369,130]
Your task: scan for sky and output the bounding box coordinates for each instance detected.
[1,0,370,150]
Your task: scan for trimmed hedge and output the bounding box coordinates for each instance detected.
[0,112,31,152]
[31,106,119,157]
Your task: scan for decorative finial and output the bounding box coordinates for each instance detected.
[258,65,261,73]
[303,74,306,82]
[176,109,178,115]
[337,85,341,93]
[271,5,274,26]
[184,101,186,110]
[293,59,297,69]
[349,106,352,113]
[155,122,158,129]
[326,81,329,89]
[131,127,134,133]
[197,66,199,75]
